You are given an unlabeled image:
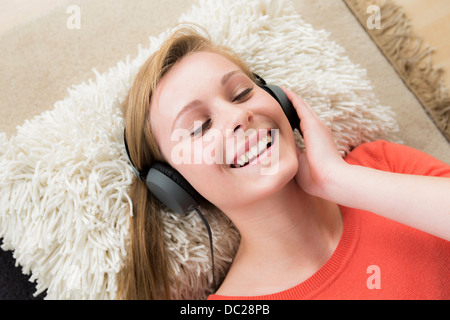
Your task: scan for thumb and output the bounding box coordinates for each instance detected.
[295,148,308,184]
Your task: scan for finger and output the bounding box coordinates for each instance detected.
[281,88,325,141]
[295,144,302,157]
[282,87,319,121]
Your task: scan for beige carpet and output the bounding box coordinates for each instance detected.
[345,0,450,142]
[1,0,449,166]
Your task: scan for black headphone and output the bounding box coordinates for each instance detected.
[123,74,300,290]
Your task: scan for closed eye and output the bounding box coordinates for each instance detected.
[192,118,212,137]
[232,87,253,103]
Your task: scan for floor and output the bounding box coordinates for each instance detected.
[0,0,61,32]
[394,0,450,87]
[1,0,449,86]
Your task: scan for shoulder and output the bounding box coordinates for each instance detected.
[344,140,391,170]
[345,140,450,177]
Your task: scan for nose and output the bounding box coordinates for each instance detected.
[216,103,254,165]
[224,105,254,137]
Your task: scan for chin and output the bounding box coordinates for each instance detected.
[219,148,298,211]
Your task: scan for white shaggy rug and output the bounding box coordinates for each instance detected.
[0,0,399,300]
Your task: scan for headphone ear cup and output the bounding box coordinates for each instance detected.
[260,84,300,132]
[146,162,204,215]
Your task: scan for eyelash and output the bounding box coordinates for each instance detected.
[232,87,253,103]
[192,119,212,137]
[191,86,254,137]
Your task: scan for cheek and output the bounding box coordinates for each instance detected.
[176,163,227,208]
[169,133,224,167]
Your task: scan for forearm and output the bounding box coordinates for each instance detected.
[327,164,450,241]
[283,88,450,240]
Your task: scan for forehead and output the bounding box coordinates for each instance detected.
[154,51,240,107]
[149,51,241,134]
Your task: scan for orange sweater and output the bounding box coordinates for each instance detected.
[209,141,450,300]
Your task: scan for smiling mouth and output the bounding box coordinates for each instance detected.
[230,131,273,168]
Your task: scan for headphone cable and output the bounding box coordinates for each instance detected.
[190,205,217,292]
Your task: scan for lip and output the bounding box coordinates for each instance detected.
[229,129,276,168]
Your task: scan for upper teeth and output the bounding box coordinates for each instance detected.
[235,134,272,167]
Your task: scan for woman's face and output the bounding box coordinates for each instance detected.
[149,51,299,212]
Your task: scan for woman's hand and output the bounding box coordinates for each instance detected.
[283,88,348,200]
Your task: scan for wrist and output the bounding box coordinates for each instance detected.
[320,161,354,204]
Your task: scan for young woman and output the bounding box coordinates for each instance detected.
[119,27,450,300]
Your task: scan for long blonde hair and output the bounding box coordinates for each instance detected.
[118,26,254,299]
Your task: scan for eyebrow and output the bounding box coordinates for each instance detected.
[221,69,244,86]
[172,70,245,131]
[172,100,202,132]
